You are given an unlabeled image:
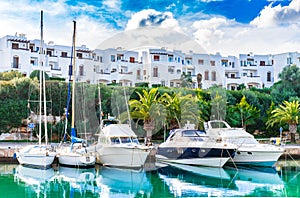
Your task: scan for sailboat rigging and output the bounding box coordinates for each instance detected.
[57,20,95,168]
[15,10,56,169]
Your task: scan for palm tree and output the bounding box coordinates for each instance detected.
[266,100,300,143]
[129,88,166,142]
[159,92,201,129]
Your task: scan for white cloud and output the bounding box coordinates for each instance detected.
[125,9,181,31]
[251,0,300,27]
[102,0,122,12]
[192,17,233,46]
[0,0,118,49]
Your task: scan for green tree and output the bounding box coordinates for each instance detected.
[159,92,201,129]
[129,88,166,142]
[227,95,260,130]
[29,70,50,81]
[266,100,300,143]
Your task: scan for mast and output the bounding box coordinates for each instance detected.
[71,21,76,138]
[38,10,43,146]
[42,11,48,145]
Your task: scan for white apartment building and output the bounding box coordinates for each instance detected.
[1,33,300,90]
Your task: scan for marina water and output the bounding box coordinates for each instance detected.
[0,161,299,197]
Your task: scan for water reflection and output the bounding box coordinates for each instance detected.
[157,163,285,197]
[14,165,55,196]
[4,161,300,197]
[96,166,152,197]
[56,166,97,196]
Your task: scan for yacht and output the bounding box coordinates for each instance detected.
[156,123,236,168]
[91,121,151,168]
[204,120,284,167]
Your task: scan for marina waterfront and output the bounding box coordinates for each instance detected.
[0,160,299,198]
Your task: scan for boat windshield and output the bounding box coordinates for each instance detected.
[110,137,120,144]
[210,121,229,129]
[182,130,205,137]
[120,137,132,144]
[132,137,139,144]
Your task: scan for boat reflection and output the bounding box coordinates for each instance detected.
[56,166,98,196]
[96,166,152,197]
[14,165,55,195]
[158,164,285,197]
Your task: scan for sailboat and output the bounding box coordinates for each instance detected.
[56,20,95,168]
[15,10,56,169]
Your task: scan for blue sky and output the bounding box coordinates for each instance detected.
[0,0,299,56]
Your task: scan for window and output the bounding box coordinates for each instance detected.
[260,61,265,66]
[79,65,84,76]
[153,67,158,77]
[221,60,228,67]
[77,53,83,59]
[168,56,173,62]
[111,55,115,62]
[168,66,174,74]
[267,72,271,82]
[230,74,235,78]
[204,71,209,80]
[99,56,103,62]
[198,59,204,65]
[12,56,19,68]
[12,43,18,49]
[137,69,141,79]
[211,71,216,81]
[154,55,160,61]
[61,52,67,57]
[170,82,174,87]
[210,60,215,66]
[117,54,124,61]
[46,50,53,56]
[287,57,292,64]
[129,57,135,63]
[161,80,165,86]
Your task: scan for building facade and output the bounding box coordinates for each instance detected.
[1,33,300,90]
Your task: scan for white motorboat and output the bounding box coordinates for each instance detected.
[156,123,236,168]
[92,123,151,168]
[57,21,95,168]
[204,120,284,167]
[15,11,56,169]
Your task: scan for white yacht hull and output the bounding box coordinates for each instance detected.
[228,147,283,167]
[16,145,56,169]
[156,155,230,168]
[95,145,150,168]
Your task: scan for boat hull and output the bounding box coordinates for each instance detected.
[16,145,56,169]
[96,145,151,168]
[156,147,235,168]
[227,148,283,167]
[58,154,96,168]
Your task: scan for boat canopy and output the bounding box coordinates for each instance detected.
[101,124,137,137]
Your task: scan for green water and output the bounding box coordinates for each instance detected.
[0,161,299,197]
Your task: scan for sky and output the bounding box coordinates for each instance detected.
[0,0,299,56]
